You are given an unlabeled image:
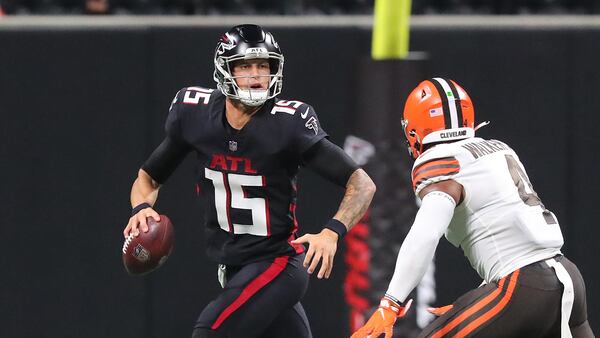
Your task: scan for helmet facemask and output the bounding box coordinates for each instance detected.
[402,119,424,159]
[214,51,283,107]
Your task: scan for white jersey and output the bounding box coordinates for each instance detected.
[412,137,563,282]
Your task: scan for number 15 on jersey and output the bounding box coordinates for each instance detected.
[205,168,271,236]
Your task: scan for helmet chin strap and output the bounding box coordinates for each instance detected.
[412,132,422,159]
[475,121,491,131]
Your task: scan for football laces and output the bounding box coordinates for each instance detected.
[122,233,134,254]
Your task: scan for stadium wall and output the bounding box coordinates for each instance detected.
[0,16,598,337]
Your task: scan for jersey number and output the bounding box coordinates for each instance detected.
[505,155,557,224]
[183,87,214,105]
[205,168,270,236]
[271,100,303,115]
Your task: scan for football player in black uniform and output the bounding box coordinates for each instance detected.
[123,24,376,338]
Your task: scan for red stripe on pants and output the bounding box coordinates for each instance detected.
[211,256,290,330]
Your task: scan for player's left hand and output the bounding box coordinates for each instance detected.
[350,298,412,338]
[291,228,338,279]
[428,304,453,316]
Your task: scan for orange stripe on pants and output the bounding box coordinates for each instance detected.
[454,269,520,338]
[430,274,510,338]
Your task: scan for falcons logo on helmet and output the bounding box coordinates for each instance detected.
[271,37,280,50]
[216,33,235,55]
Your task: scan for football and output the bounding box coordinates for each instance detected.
[122,215,174,276]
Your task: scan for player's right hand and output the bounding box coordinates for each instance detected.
[123,207,160,238]
[291,228,339,279]
[350,298,412,338]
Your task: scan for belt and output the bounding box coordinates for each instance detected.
[544,257,574,338]
[523,254,562,270]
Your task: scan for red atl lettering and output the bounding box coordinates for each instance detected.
[225,156,244,171]
[210,154,227,170]
[244,158,257,174]
[209,154,258,174]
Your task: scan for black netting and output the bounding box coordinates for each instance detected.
[365,139,420,337]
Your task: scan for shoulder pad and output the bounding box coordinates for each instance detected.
[417,142,464,163]
[412,143,462,195]
[270,99,310,117]
[173,86,217,107]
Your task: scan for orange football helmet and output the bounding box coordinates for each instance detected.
[402,78,476,159]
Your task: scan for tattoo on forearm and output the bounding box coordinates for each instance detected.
[334,169,375,230]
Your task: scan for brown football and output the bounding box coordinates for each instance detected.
[122,215,174,275]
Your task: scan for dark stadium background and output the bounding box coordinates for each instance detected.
[1,16,598,337]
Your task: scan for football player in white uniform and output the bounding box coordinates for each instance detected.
[351,78,594,338]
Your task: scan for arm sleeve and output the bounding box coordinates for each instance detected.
[141,90,191,184]
[141,136,191,184]
[385,191,456,302]
[302,138,359,187]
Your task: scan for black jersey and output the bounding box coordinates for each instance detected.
[165,86,328,265]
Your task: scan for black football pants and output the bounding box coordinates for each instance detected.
[192,253,312,338]
[419,255,594,338]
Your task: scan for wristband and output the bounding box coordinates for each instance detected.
[383,294,402,308]
[324,218,347,239]
[131,202,152,216]
[382,294,412,317]
[380,297,402,315]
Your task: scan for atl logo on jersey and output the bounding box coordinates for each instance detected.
[209,154,258,174]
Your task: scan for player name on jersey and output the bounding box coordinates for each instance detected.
[461,139,510,159]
